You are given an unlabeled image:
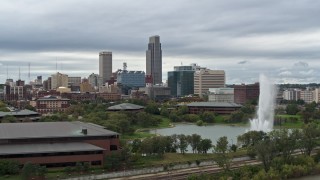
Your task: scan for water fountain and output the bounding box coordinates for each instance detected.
[250,74,276,132]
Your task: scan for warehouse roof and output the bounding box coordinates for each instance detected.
[0,142,104,155]
[107,103,144,111]
[0,109,39,118]
[179,102,242,108]
[0,121,118,140]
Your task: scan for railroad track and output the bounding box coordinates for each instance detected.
[114,159,260,180]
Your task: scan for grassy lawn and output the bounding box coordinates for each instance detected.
[275,114,304,128]
[121,131,155,140]
[156,115,172,128]
[275,121,304,129]
[276,114,301,119]
[0,175,21,180]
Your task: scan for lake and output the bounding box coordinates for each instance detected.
[149,123,249,147]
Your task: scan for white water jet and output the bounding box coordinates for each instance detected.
[250,74,277,132]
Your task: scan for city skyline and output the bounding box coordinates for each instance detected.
[1,0,320,84]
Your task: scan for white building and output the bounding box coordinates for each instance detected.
[314,88,320,103]
[282,89,301,101]
[208,88,234,103]
[300,90,314,104]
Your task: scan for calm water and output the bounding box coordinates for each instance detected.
[149,124,249,146]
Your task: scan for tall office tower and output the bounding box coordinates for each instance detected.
[99,51,112,84]
[146,35,162,85]
[51,72,68,90]
[194,69,225,97]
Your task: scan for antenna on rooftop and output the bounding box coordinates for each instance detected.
[6,66,8,79]
[19,66,21,80]
[28,63,31,82]
[56,58,58,72]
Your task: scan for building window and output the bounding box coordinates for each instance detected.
[110,145,118,151]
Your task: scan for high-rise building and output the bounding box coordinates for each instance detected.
[194,69,225,97]
[168,65,195,97]
[99,51,112,84]
[88,73,103,89]
[51,72,68,90]
[146,35,162,85]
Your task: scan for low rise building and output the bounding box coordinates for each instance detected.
[0,121,119,168]
[139,85,171,101]
[107,103,144,112]
[208,88,234,103]
[35,96,70,114]
[178,102,241,115]
[0,109,40,122]
[97,93,121,101]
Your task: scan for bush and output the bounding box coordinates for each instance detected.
[196,120,203,126]
[0,160,20,176]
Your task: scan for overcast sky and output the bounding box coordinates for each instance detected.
[1,0,320,84]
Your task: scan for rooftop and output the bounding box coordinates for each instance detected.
[180,102,242,108]
[0,109,39,118]
[0,142,104,155]
[107,103,144,110]
[0,121,118,140]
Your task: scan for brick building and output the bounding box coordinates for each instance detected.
[0,121,119,167]
[35,96,70,114]
[232,83,259,104]
[178,102,241,115]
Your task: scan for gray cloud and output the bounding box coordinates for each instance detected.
[1,0,320,84]
[238,61,248,65]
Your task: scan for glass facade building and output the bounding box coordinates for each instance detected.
[168,69,194,97]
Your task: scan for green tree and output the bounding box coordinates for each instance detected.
[200,111,215,123]
[145,102,160,115]
[254,137,277,172]
[131,139,142,153]
[0,160,20,175]
[299,123,320,156]
[188,134,201,153]
[214,136,230,171]
[177,105,189,116]
[21,162,36,180]
[198,139,212,154]
[270,129,299,163]
[2,115,17,123]
[169,111,181,122]
[104,153,121,171]
[286,104,299,115]
[177,134,189,154]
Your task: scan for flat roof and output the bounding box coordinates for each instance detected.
[180,102,242,108]
[0,121,118,140]
[0,142,104,155]
[0,109,39,118]
[107,103,144,110]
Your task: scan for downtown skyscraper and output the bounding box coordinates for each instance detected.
[99,51,112,84]
[146,35,162,85]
